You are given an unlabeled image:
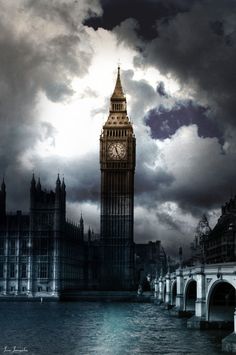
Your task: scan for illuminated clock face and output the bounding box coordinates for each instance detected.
[108,142,126,160]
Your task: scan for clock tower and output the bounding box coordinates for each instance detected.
[100,67,136,290]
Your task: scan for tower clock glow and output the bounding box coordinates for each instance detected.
[100,66,136,290]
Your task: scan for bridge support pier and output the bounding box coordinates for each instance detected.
[154,278,158,300]
[158,277,164,304]
[187,269,207,328]
[195,270,206,317]
[175,269,184,311]
[195,299,206,318]
[164,274,171,309]
[170,269,190,317]
[222,308,236,353]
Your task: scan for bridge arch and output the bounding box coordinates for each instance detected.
[184,279,197,312]
[171,280,177,306]
[207,280,236,323]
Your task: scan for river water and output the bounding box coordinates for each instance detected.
[0,302,230,355]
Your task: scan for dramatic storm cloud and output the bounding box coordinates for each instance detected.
[0,0,101,208]
[1,0,235,257]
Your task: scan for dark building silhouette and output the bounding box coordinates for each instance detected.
[189,198,236,265]
[0,175,85,297]
[204,197,236,263]
[84,228,100,290]
[100,67,136,290]
[135,241,166,289]
[190,215,211,264]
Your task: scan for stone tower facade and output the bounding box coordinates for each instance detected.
[100,67,136,290]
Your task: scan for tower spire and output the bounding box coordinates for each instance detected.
[108,65,128,119]
[111,66,125,100]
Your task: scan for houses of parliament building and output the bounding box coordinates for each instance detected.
[0,175,90,297]
[0,68,164,298]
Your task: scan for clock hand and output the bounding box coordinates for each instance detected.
[112,146,120,159]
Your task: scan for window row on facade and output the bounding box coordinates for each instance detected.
[0,262,49,279]
[0,238,53,256]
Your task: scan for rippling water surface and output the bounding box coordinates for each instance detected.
[0,302,229,355]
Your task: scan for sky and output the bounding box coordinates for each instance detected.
[0,0,235,257]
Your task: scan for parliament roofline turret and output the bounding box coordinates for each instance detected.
[37,177,41,191]
[62,177,66,190]
[31,173,36,184]
[56,174,61,185]
[80,212,84,223]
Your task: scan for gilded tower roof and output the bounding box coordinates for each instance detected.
[106,113,130,126]
[105,66,131,127]
[111,66,125,100]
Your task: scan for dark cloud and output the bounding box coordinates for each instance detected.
[142,0,236,131]
[156,211,182,233]
[134,166,174,209]
[113,18,141,50]
[121,63,236,224]
[156,82,168,97]
[0,0,101,209]
[122,69,158,119]
[32,152,100,204]
[5,150,100,215]
[85,0,198,40]
[155,125,236,214]
[118,68,230,218]
[101,1,236,132]
[145,101,224,142]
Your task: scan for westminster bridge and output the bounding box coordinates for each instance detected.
[155,262,236,352]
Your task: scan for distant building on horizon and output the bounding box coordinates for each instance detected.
[204,197,236,263]
[135,240,167,289]
[189,198,236,264]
